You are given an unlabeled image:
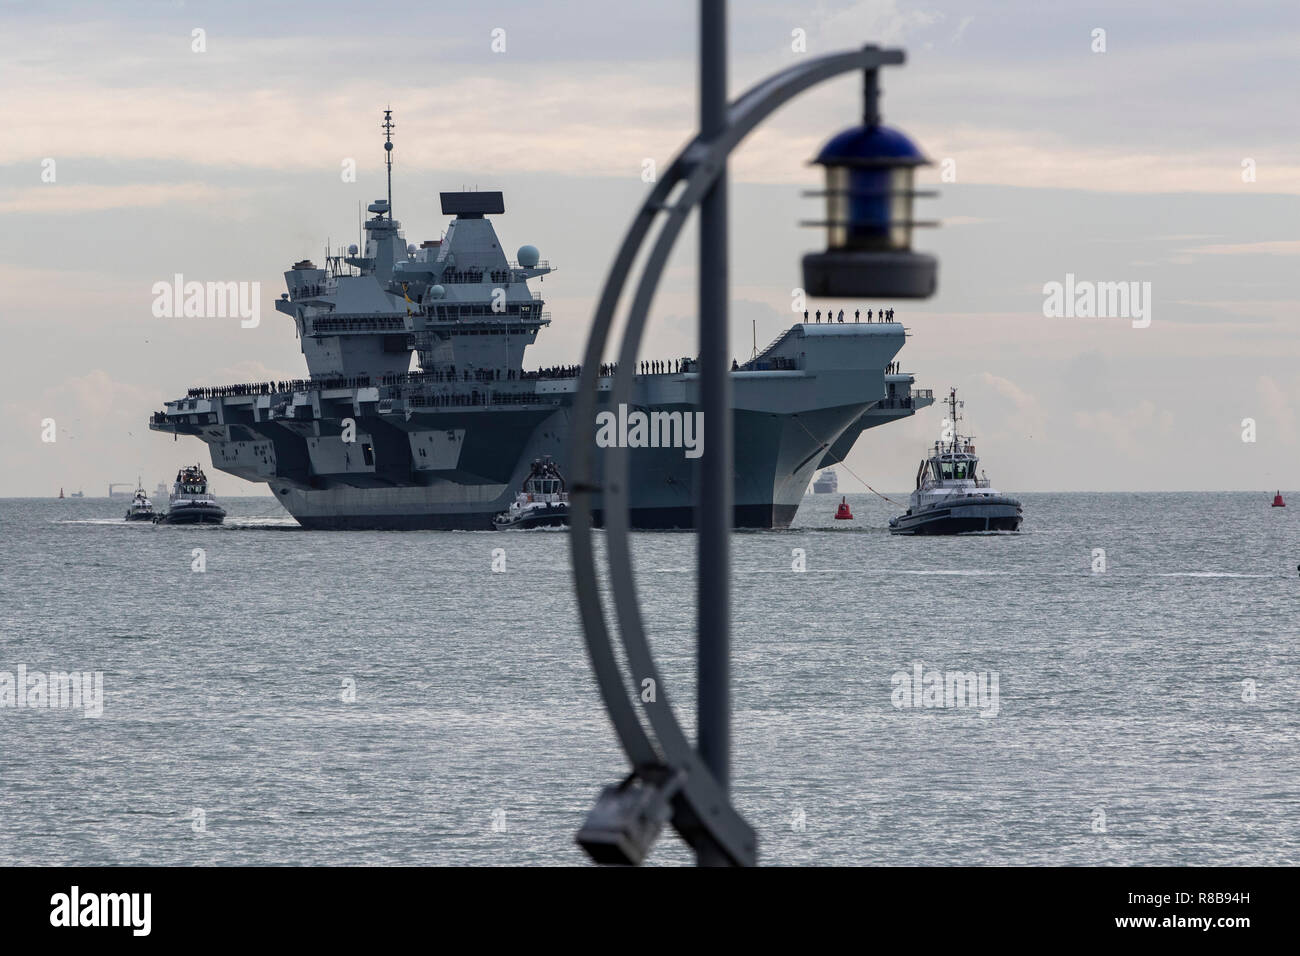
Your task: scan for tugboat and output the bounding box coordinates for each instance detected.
[889,388,1022,535]
[155,464,226,525]
[813,469,839,494]
[834,497,854,520]
[493,457,569,530]
[124,482,156,521]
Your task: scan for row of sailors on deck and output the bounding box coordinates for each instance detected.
[803,307,896,323]
[187,377,370,398]
[186,350,803,399]
[188,381,303,398]
[390,367,591,383]
[526,365,581,380]
[530,458,563,482]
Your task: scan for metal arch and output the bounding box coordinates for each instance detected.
[569,162,685,774]
[571,45,906,866]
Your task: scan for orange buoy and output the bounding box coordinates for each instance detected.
[1272,491,1286,507]
[834,496,853,520]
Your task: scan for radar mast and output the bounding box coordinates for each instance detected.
[382,108,395,218]
[947,387,960,453]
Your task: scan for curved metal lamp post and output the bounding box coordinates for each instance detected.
[571,5,932,866]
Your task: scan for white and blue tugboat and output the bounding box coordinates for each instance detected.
[493,457,569,530]
[155,464,226,525]
[889,388,1022,535]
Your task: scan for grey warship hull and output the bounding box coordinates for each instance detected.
[154,327,931,530]
[277,406,861,530]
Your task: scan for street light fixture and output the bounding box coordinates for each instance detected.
[802,69,938,298]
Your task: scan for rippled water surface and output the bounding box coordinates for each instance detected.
[1,492,1296,865]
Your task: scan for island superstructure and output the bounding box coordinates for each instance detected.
[150,111,933,530]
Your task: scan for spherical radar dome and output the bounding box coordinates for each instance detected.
[517,244,540,268]
[429,284,446,299]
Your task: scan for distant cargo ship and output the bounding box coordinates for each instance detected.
[812,469,838,494]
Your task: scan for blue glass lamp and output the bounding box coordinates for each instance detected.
[802,69,937,298]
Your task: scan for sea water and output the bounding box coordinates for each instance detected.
[0,493,1296,865]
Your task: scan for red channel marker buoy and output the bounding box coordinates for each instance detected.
[834,496,853,520]
[1272,491,1286,507]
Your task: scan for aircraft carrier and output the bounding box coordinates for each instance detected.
[149,112,933,530]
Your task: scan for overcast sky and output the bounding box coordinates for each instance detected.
[1,0,1296,496]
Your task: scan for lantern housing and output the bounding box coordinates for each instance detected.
[801,69,937,298]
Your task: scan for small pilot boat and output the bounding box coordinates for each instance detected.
[493,457,569,530]
[155,464,226,525]
[890,388,1022,535]
[124,483,156,521]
